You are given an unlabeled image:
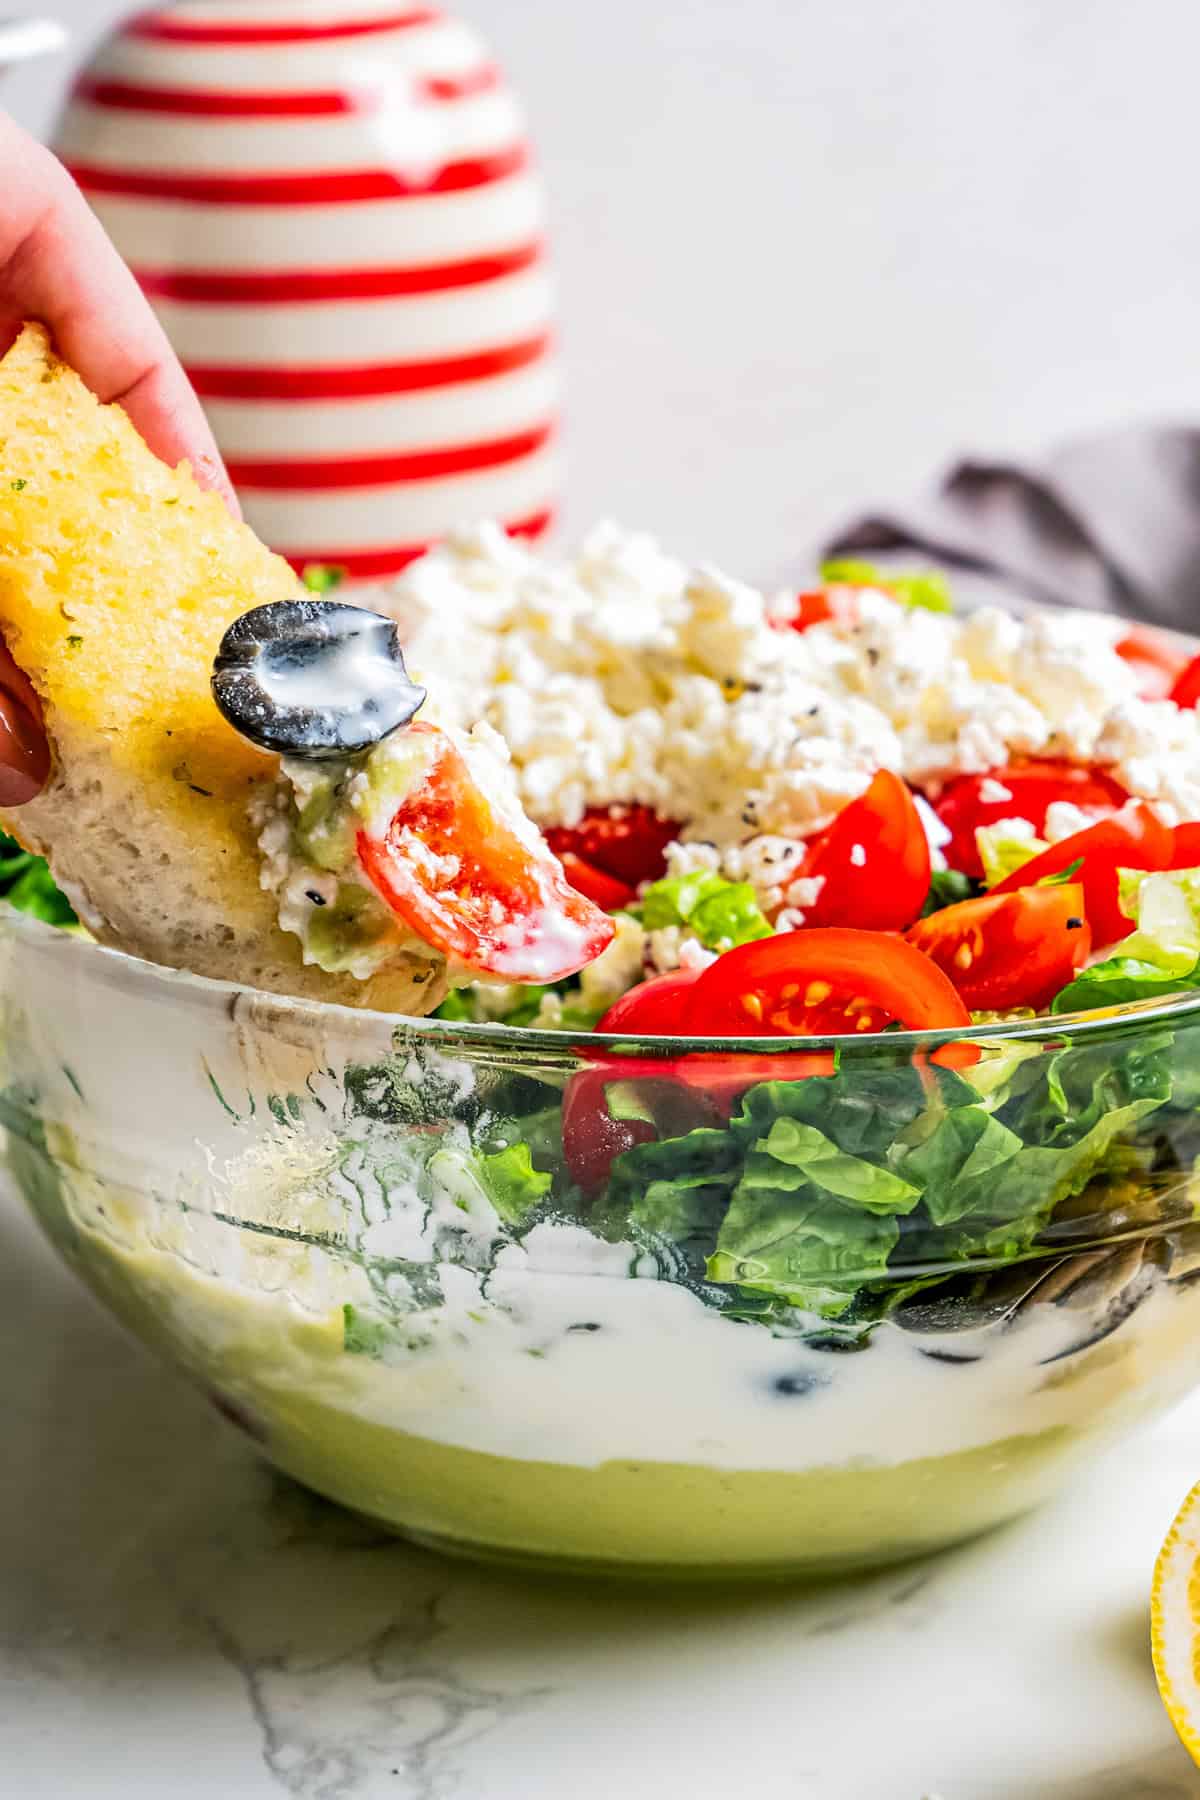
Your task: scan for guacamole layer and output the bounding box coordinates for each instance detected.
[21,1155,1095,1578]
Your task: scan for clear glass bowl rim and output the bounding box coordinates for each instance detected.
[8,906,1200,1067]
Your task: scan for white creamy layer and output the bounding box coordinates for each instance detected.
[69,1194,1199,1477]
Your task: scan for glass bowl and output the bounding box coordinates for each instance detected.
[5,908,1200,1581]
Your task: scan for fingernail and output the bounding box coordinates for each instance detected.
[0,693,49,806]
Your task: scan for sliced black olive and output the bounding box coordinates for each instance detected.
[211,598,426,759]
[771,1371,825,1396]
[802,1330,870,1354]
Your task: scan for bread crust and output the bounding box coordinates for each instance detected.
[0,324,446,1013]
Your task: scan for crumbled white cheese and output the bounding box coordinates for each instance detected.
[677,937,719,973]
[360,523,1160,923]
[1043,800,1100,843]
[993,817,1043,842]
[233,520,1190,1000]
[1094,699,1200,823]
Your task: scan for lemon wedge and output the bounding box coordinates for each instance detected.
[1152,1479,1200,1762]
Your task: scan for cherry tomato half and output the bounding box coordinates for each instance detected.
[556,851,637,912]
[674,1050,836,1115]
[1170,821,1200,870]
[356,723,614,981]
[991,802,1172,948]
[563,1046,833,1193]
[545,805,680,889]
[932,759,1130,880]
[801,769,931,929]
[907,882,1091,1012]
[1170,653,1200,710]
[561,1067,660,1195]
[777,589,861,633]
[681,928,971,1037]
[1116,629,1190,701]
[597,968,702,1035]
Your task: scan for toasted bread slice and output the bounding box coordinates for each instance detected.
[0,324,445,1012]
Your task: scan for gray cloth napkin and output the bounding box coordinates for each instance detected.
[824,426,1200,633]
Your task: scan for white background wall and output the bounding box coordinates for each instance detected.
[7,0,1200,584]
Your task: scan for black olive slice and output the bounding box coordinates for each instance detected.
[212,598,426,759]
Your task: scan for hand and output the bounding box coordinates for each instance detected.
[0,112,238,808]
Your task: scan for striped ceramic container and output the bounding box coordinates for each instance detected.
[57,1,559,580]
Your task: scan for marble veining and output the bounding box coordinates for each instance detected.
[200,1572,553,1799]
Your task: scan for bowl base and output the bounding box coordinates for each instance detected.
[380,1513,1017,1586]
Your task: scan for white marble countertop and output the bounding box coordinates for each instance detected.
[1,1192,1198,1799]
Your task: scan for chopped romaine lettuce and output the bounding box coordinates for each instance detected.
[589,1026,1181,1322]
[819,558,952,614]
[975,819,1046,888]
[476,1142,552,1224]
[301,564,345,593]
[1054,868,1200,1014]
[342,1303,392,1357]
[921,867,975,915]
[640,870,772,952]
[0,831,76,927]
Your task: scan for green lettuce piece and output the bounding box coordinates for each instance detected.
[301,563,345,593]
[921,867,974,916]
[1052,957,1199,1015]
[581,1027,1180,1322]
[434,980,596,1030]
[729,1064,975,1160]
[630,1174,736,1269]
[752,1116,921,1213]
[1053,868,1200,1014]
[819,557,952,614]
[975,820,1046,888]
[708,1178,900,1316]
[476,1143,552,1224]
[433,989,478,1022]
[704,1112,919,1314]
[640,870,772,952]
[607,1126,742,1269]
[1118,868,1200,971]
[342,1303,392,1357]
[0,832,76,927]
[898,1107,1024,1225]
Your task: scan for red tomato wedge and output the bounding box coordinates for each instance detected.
[545,804,680,889]
[674,1050,836,1115]
[556,851,637,912]
[561,1067,661,1195]
[561,1053,729,1194]
[932,759,1130,879]
[991,802,1172,948]
[1170,822,1200,869]
[681,928,971,1037]
[907,883,1091,1012]
[1116,629,1190,700]
[563,1045,834,1193]
[597,968,702,1035]
[801,770,931,929]
[777,588,861,633]
[1170,653,1200,710]
[356,723,615,981]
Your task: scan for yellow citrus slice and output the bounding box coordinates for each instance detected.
[1152,1478,1200,1763]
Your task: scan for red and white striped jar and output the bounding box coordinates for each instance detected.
[57,1,559,580]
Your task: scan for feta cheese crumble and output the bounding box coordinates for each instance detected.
[358,520,1168,921]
